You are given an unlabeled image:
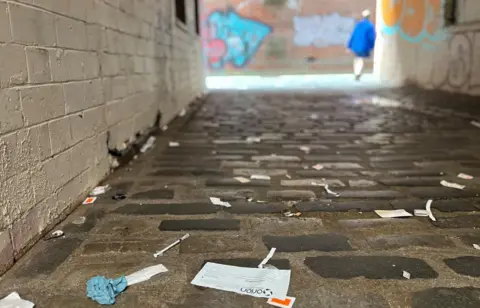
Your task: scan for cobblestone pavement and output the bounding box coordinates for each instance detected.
[2,90,480,307]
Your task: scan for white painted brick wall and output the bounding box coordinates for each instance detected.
[0,0,204,272]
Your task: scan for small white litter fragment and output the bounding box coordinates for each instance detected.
[403,271,411,279]
[246,136,262,143]
[473,244,480,250]
[140,136,156,153]
[471,121,480,128]
[234,177,251,183]
[154,234,190,258]
[458,173,474,180]
[162,125,168,131]
[299,146,310,153]
[324,184,340,197]
[425,199,436,222]
[91,185,110,196]
[0,292,34,308]
[169,141,180,148]
[210,197,232,208]
[258,248,276,269]
[440,180,465,190]
[126,264,168,286]
[375,209,412,218]
[179,108,186,117]
[191,262,291,299]
[267,296,296,308]
[251,174,271,181]
[414,209,429,217]
[312,164,324,170]
[311,182,322,186]
[286,174,292,179]
[310,114,319,120]
[72,216,86,225]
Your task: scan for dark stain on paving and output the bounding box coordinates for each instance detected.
[62,209,105,234]
[379,178,442,187]
[159,219,241,231]
[202,258,291,270]
[297,200,392,212]
[432,215,480,228]
[409,187,480,199]
[225,202,287,214]
[367,234,455,250]
[337,190,405,199]
[444,256,480,277]
[411,287,480,308]
[113,203,219,215]
[131,189,175,199]
[15,238,83,277]
[263,234,354,252]
[304,256,438,279]
[391,199,479,212]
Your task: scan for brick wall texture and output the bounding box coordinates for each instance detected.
[201,0,376,76]
[0,0,204,273]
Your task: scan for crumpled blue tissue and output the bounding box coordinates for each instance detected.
[86,275,128,305]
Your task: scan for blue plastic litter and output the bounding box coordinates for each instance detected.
[86,275,128,305]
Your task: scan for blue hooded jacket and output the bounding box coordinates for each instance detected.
[347,18,376,57]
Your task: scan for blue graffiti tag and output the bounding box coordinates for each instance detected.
[206,10,272,69]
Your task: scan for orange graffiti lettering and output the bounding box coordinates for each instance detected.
[381,0,403,27]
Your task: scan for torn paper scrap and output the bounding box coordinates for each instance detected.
[414,209,429,217]
[140,136,156,153]
[440,180,465,190]
[169,141,180,147]
[246,136,262,143]
[210,197,232,208]
[91,185,110,196]
[425,199,436,222]
[458,173,474,180]
[191,262,291,299]
[471,121,480,128]
[0,292,34,308]
[324,185,340,197]
[83,197,97,205]
[473,244,480,250]
[285,174,292,179]
[179,108,186,117]
[267,296,296,308]
[258,248,276,269]
[299,146,310,153]
[312,164,324,170]
[403,271,411,279]
[125,264,168,286]
[375,209,412,218]
[234,177,251,183]
[251,174,271,181]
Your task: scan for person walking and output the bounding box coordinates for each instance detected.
[347,10,376,81]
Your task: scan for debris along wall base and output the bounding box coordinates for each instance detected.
[0,1,204,275]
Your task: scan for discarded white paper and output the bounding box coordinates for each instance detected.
[210,197,231,208]
[179,108,186,117]
[473,244,480,250]
[285,174,292,179]
[267,296,296,308]
[440,180,465,190]
[251,174,271,181]
[234,177,251,183]
[191,262,291,299]
[458,173,473,180]
[246,136,262,143]
[375,209,412,218]
[310,114,318,120]
[0,292,34,308]
[91,185,110,196]
[140,136,156,153]
[154,234,189,258]
[471,121,480,128]
[258,248,276,269]
[126,264,168,286]
[414,209,429,217]
[299,146,310,153]
[162,125,168,131]
[403,271,411,279]
[312,164,324,170]
[324,184,340,197]
[425,199,436,222]
[169,141,180,148]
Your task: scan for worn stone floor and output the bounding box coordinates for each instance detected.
[2,89,480,307]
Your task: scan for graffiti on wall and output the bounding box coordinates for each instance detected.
[204,10,273,70]
[381,0,447,47]
[293,13,356,47]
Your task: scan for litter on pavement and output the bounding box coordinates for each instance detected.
[258,248,276,269]
[324,184,340,197]
[458,173,473,180]
[153,234,190,258]
[268,297,296,308]
[91,185,110,196]
[425,199,436,222]
[312,164,324,170]
[234,177,251,183]
[473,244,480,250]
[299,146,310,153]
[125,264,168,285]
[72,216,86,225]
[44,230,64,241]
[179,108,186,117]
[169,141,180,147]
[162,125,168,131]
[210,197,232,208]
[191,262,291,299]
[283,210,301,217]
[251,174,271,181]
[375,209,412,218]
[285,174,292,179]
[0,292,34,308]
[440,180,465,190]
[471,121,480,128]
[403,271,411,279]
[414,209,429,217]
[246,136,262,143]
[83,197,97,205]
[112,193,127,201]
[140,136,156,153]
